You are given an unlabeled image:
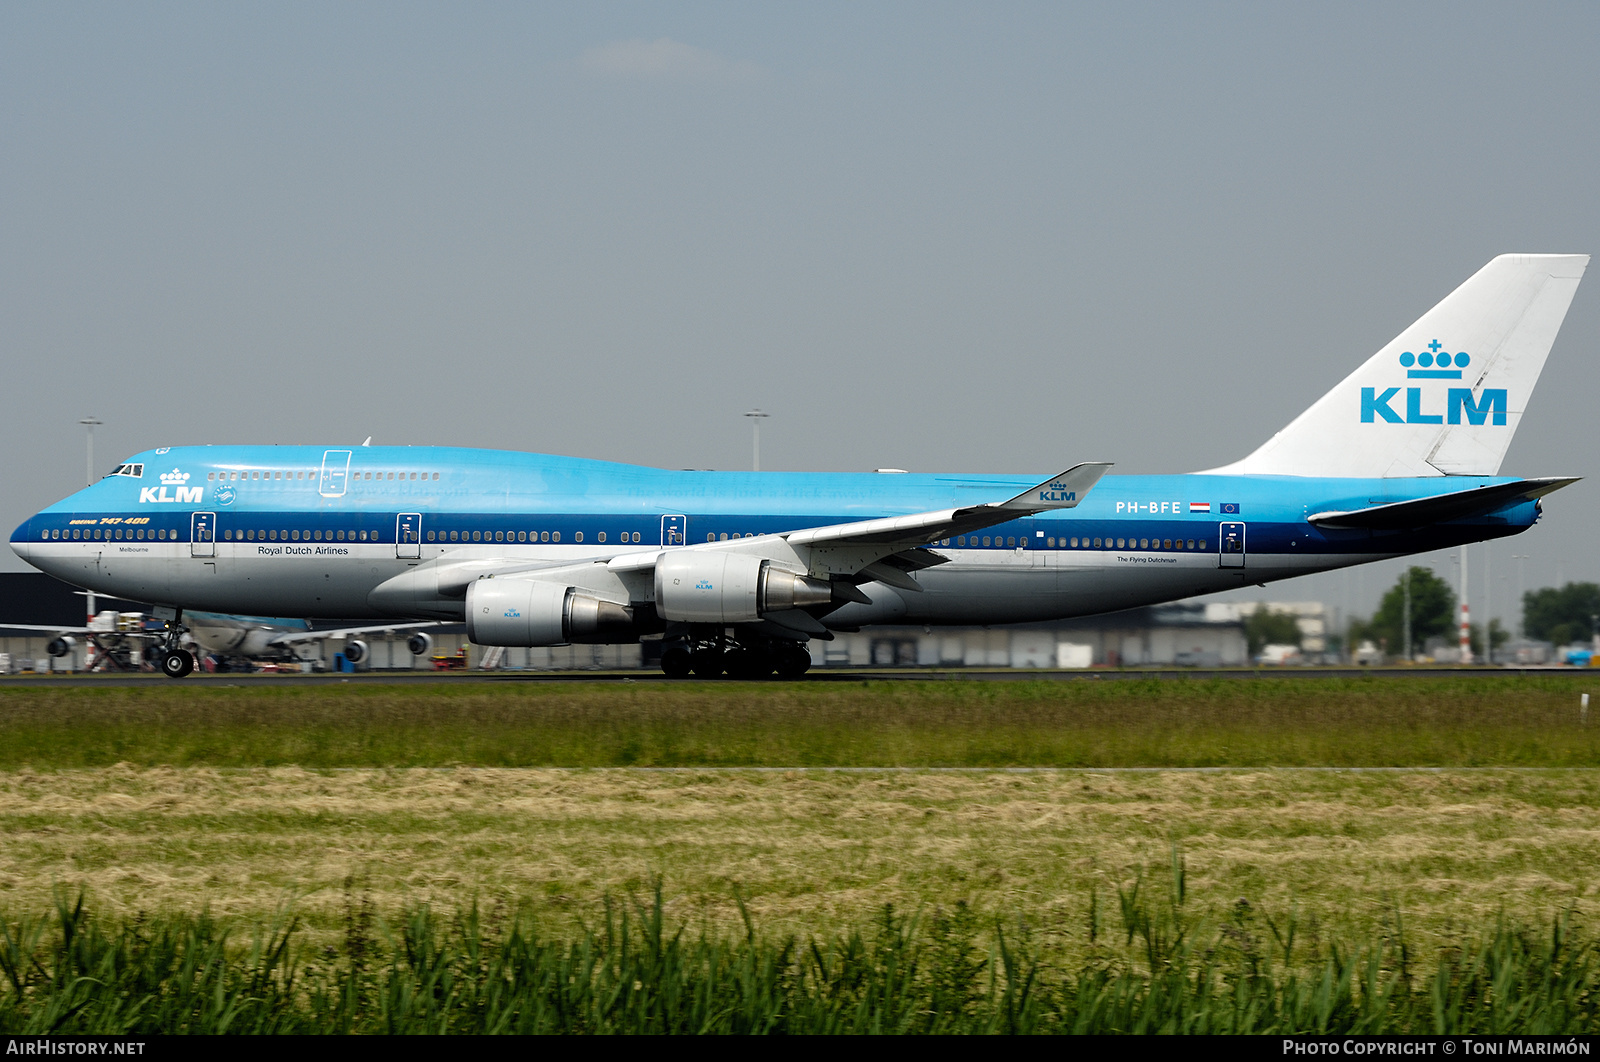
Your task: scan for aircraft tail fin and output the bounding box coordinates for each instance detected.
[1207,254,1588,478]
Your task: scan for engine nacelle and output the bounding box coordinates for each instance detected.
[46,636,76,658]
[406,631,433,656]
[344,639,368,664]
[465,578,640,647]
[654,553,832,624]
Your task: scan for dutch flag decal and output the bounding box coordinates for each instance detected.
[1188,502,1211,513]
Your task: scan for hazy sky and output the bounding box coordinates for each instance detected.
[4,2,1597,629]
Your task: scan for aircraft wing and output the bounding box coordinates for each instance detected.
[372,463,1111,615]
[0,624,96,635]
[263,621,444,648]
[604,462,1111,576]
[784,462,1112,547]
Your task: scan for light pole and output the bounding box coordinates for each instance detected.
[78,417,102,487]
[1402,567,1412,663]
[77,417,103,637]
[1512,555,1530,639]
[743,409,769,472]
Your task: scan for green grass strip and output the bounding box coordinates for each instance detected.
[1,675,1597,768]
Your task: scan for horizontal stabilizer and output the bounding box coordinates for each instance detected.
[1307,477,1578,530]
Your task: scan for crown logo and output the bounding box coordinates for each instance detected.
[1399,339,1467,379]
[159,468,190,485]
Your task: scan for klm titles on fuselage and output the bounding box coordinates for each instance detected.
[1360,342,1507,426]
[138,469,203,504]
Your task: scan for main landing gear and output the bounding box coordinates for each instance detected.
[659,634,812,680]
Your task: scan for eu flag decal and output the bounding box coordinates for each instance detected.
[1220,502,1241,515]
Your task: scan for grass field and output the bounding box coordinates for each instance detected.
[3,675,1599,1031]
[0,674,1596,768]
[3,765,1599,961]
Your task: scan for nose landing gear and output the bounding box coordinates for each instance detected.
[159,649,195,678]
[156,612,196,679]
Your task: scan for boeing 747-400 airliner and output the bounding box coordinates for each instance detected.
[10,254,1588,677]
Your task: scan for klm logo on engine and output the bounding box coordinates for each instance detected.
[139,468,203,504]
[696,579,714,590]
[1360,341,1506,426]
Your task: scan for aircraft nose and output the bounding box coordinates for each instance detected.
[9,515,37,560]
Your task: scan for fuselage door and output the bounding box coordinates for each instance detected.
[320,450,352,498]
[1218,521,1246,568]
[660,514,687,547]
[396,513,422,559]
[190,512,216,558]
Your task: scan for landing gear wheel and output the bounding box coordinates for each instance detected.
[724,649,766,680]
[660,646,693,678]
[160,649,195,679]
[689,652,725,678]
[774,645,812,679]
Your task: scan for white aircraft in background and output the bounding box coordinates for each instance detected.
[0,608,439,672]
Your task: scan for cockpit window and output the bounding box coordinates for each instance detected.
[105,464,144,479]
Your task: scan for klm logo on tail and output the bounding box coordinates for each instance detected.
[1361,342,1506,426]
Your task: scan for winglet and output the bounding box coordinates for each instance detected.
[995,462,1113,512]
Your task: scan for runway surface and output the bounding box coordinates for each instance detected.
[0,665,1590,687]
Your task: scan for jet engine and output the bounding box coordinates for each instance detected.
[406,631,433,656]
[46,636,76,658]
[654,553,832,624]
[466,578,641,647]
[344,639,368,664]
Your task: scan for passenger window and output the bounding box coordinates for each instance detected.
[1199,539,1207,550]
[1007,537,1016,548]
[575,532,584,543]
[536,531,546,543]
[432,472,439,480]
[633,532,641,543]
[597,532,606,544]
[552,532,560,543]
[275,472,281,480]
[1186,540,1195,549]
[207,472,215,481]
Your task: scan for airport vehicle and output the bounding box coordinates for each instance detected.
[9,255,1587,678]
[0,609,439,673]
